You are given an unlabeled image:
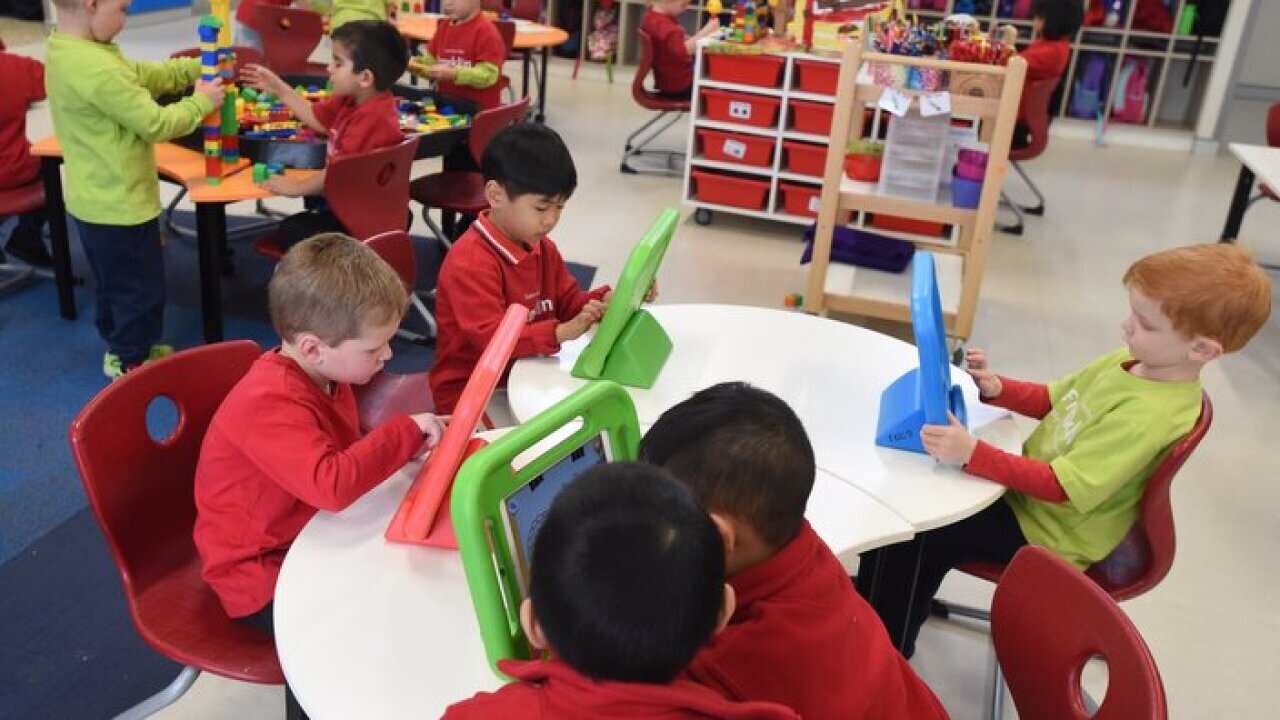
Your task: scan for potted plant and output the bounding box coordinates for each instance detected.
[844,139,884,182]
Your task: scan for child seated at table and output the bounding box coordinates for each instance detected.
[443,462,800,719]
[1013,0,1083,148]
[194,233,445,628]
[0,47,52,268]
[430,122,634,416]
[641,0,720,100]
[46,0,224,378]
[871,243,1272,656]
[242,19,407,251]
[639,382,949,719]
[407,0,505,112]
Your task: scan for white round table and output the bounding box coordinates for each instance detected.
[274,429,916,718]
[508,304,1023,531]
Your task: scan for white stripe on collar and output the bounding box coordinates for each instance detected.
[474,215,519,265]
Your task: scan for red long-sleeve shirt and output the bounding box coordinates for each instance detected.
[965,376,1068,502]
[193,351,425,618]
[0,51,45,189]
[429,212,609,413]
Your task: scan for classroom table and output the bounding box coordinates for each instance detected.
[397,14,569,123]
[32,136,319,342]
[273,427,917,718]
[1220,142,1280,243]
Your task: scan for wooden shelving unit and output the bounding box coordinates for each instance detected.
[805,42,1026,342]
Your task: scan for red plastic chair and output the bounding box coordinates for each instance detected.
[68,341,284,716]
[168,45,266,82]
[409,96,531,247]
[992,546,1168,719]
[494,19,517,103]
[257,6,328,75]
[0,180,53,291]
[1000,76,1058,236]
[620,29,689,176]
[937,392,1211,717]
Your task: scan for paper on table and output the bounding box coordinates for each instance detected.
[967,400,1012,431]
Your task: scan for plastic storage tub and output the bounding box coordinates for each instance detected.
[697,129,775,167]
[701,88,783,128]
[779,182,824,218]
[870,214,947,237]
[782,140,827,176]
[705,53,786,88]
[691,169,770,210]
[794,59,840,95]
[790,100,834,135]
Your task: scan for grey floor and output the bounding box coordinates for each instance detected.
[7,16,1280,719]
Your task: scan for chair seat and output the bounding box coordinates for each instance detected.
[636,90,690,113]
[252,235,287,261]
[133,552,284,684]
[0,179,46,216]
[410,171,488,215]
[353,369,435,433]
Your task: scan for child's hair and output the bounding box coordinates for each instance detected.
[1123,244,1272,353]
[1033,0,1084,41]
[331,20,410,91]
[482,122,578,200]
[638,382,815,548]
[268,233,408,345]
[530,462,726,684]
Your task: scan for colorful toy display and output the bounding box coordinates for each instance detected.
[198,15,227,184]
[396,97,470,134]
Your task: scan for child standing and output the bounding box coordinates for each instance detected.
[872,244,1272,656]
[45,0,224,379]
[331,0,388,32]
[407,0,506,112]
[242,19,408,249]
[430,122,629,415]
[640,383,949,719]
[444,463,800,720]
[641,0,720,100]
[0,47,51,268]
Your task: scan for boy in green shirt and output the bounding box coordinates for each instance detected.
[868,244,1272,656]
[330,0,387,31]
[46,0,223,379]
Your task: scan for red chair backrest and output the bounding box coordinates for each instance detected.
[467,95,532,166]
[633,28,658,103]
[169,45,266,81]
[326,135,421,241]
[1086,392,1213,600]
[494,19,516,55]
[1010,76,1059,162]
[364,229,418,291]
[68,341,262,594]
[1266,103,1280,148]
[256,6,325,74]
[993,546,1168,720]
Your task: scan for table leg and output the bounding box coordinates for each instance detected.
[1220,165,1255,243]
[855,537,928,655]
[42,156,76,320]
[536,46,549,123]
[522,49,531,103]
[195,202,226,343]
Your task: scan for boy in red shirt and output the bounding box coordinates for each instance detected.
[1013,0,1082,147]
[431,122,643,414]
[641,0,720,99]
[194,233,445,625]
[242,20,408,249]
[0,48,52,267]
[444,463,800,720]
[640,383,949,720]
[408,0,505,111]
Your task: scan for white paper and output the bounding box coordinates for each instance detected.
[808,195,821,213]
[729,101,753,121]
[722,138,747,160]
[919,91,953,117]
[878,87,912,118]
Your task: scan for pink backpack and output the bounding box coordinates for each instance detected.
[1112,57,1150,124]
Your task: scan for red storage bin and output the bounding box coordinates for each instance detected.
[779,182,824,218]
[790,99,834,135]
[691,170,769,210]
[701,88,782,129]
[705,53,786,88]
[698,129,774,167]
[782,140,828,177]
[870,214,947,237]
[794,59,839,95]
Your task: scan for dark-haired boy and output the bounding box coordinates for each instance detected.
[241,19,409,249]
[443,463,800,719]
[640,382,949,720]
[429,122,615,414]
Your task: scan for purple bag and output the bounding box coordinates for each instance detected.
[801,224,915,273]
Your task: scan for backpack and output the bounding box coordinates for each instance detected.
[1070,54,1110,119]
[1133,0,1174,33]
[1085,0,1128,27]
[1112,57,1151,123]
[907,0,947,10]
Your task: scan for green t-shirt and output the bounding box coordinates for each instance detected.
[45,31,213,226]
[331,0,387,30]
[1005,348,1202,568]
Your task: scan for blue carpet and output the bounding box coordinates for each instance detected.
[0,211,595,718]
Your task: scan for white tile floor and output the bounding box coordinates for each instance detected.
[10,17,1280,720]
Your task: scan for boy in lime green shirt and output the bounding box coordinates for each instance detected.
[868,244,1272,656]
[46,0,222,379]
[330,0,387,31]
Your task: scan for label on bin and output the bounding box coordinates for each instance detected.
[878,87,912,117]
[722,138,748,159]
[729,101,753,120]
[808,195,822,213]
[920,92,952,117]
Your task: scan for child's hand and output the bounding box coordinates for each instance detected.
[422,65,458,82]
[555,300,607,343]
[411,413,446,458]
[644,279,659,303]
[920,413,978,465]
[262,174,304,197]
[407,55,435,77]
[194,77,225,108]
[964,348,1003,399]
[241,64,286,95]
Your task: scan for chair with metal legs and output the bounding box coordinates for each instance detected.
[999,77,1058,236]
[620,29,689,177]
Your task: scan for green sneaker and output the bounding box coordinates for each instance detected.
[103,352,124,380]
[148,344,175,362]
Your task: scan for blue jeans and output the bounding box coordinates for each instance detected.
[73,216,166,366]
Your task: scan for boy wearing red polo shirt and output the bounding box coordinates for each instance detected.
[444,463,800,720]
[242,20,408,250]
[431,123,649,415]
[641,0,720,99]
[640,383,949,720]
[408,0,505,110]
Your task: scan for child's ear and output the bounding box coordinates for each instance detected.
[484,179,508,208]
[708,512,737,558]
[293,331,326,363]
[1189,336,1224,364]
[713,583,736,634]
[519,597,550,651]
[357,68,376,89]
